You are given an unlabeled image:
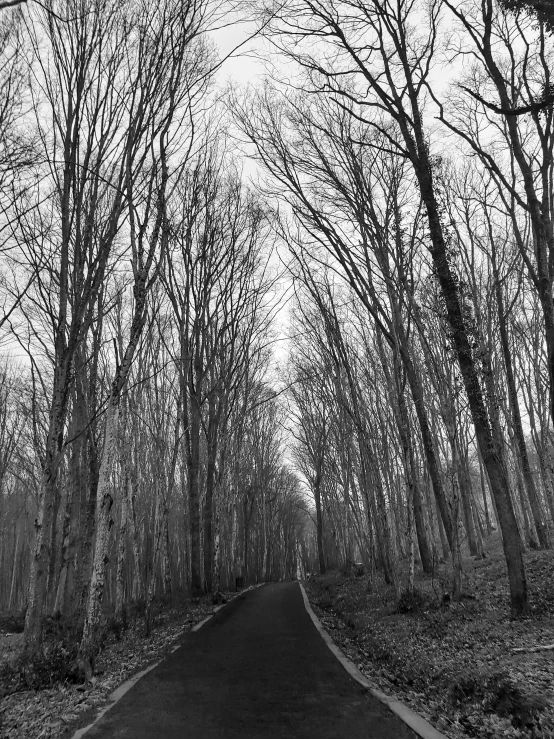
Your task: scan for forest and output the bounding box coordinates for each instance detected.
[0,0,554,733]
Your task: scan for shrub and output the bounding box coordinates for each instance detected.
[317,592,334,611]
[448,668,547,728]
[0,641,80,697]
[127,598,146,619]
[105,615,125,641]
[483,672,546,728]
[43,611,82,642]
[0,611,25,634]
[448,669,483,705]
[422,610,451,639]
[339,563,352,578]
[363,634,391,663]
[396,588,427,614]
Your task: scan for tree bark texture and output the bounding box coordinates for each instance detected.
[418,161,527,615]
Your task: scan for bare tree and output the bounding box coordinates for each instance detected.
[239,0,527,614]
[289,356,331,575]
[77,0,213,676]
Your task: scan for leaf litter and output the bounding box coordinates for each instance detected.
[0,593,234,739]
[305,535,554,739]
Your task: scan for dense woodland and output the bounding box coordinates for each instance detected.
[0,0,553,681]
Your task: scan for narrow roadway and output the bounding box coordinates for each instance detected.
[82,582,415,738]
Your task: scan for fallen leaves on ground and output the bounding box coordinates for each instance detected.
[305,536,554,739]
[0,593,235,739]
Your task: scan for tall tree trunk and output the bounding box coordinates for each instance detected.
[203,398,218,593]
[492,246,549,548]
[455,438,483,558]
[375,324,434,573]
[187,396,202,596]
[144,487,164,636]
[394,361,433,573]
[73,436,98,624]
[115,470,128,624]
[8,528,20,610]
[162,512,172,598]
[25,464,61,650]
[53,478,74,615]
[362,441,396,585]
[478,451,494,535]
[374,288,454,554]
[399,338,454,552]
[314,471,325,575]
[78,398,119,678]
[46,479,63,614]
[417,158,527,615]
[243,495,250,582]
[213,511,221,596]
[129,474,143,603]
[231,498,238,585]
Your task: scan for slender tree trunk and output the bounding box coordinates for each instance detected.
[129,474,143,602]
[384,309,454,553]
[187,396,202,596]
[492,249,549,547]
[162,512,172,598]
[144,487,164,636]
[46,478,63,614]
[203,403,218,593]
[231,498,238,585]
[416,156,527,615]
[454,438,483,558]
[478,451,494,535]
[397,379,433,573]
[376,326,434,573]
[213,521,221,596]
[243,496,250,582]
[73,438,98,623]
[452,494,462,600]
[314,472,325,575]
[115,469,128,624]
[406,481,415,593]
[8,528,19,610]
[362,443,395,585]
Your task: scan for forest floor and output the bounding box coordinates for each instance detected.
[0,590,236,739]
[304,534,554,739]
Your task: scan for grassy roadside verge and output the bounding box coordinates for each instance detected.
[304,537,554,739]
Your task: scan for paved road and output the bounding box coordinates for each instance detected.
[82,582,415,738]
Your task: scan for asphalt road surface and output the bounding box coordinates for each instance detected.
[82,582,416,738]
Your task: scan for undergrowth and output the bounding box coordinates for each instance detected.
[0,596,185,698]
[396,588,427,613]
[305,535,554,738]
[449,668,547,729]
[0,641,80,697]
[0,612,25,634]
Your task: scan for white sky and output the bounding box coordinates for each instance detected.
[210,14,267,88]
[209,18,297,376]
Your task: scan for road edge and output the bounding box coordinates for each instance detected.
[298,582,447,739]
[72,583,266,739]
